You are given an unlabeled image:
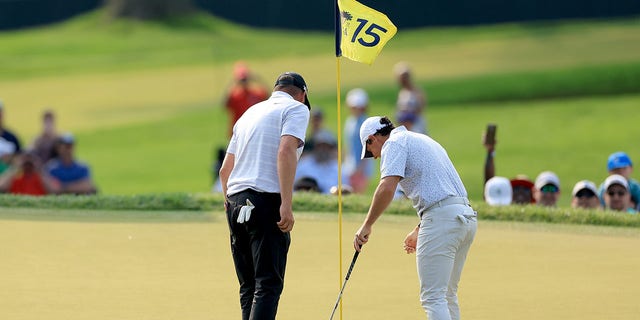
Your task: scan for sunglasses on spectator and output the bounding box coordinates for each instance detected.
[607,190,626,197]
[540,184,559,193]
[575,189,596,198]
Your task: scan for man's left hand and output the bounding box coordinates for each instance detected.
[403,228,418,254]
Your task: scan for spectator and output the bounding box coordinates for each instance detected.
[393,62,427,134]
[46,133,97,195]
[533,171,561,207]
[602,174,636,213]
[598,152,640,209]
[481,127,535,204]
[510,176,536,204]
[571,180,600,210]
[295,130,349,194]
[396,110,417,132]
[293,176,321,193]
[0,151,60,195]
[484,176,512,206]
[302,108,330,154]
[0,100,22,174]
[211,147,226,193]
[224,61,269,137]
[30,109,59,163]
[344,88,374,194]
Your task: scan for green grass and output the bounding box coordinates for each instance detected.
[0,12,639,205]
[0,193,638,228]
[0,10,329,79]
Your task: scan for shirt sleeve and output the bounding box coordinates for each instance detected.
[282,105,310,144]
[380,140,407,179]
[227,133,238,155]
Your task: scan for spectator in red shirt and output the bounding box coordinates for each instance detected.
[224,61,269,137]
[0,151,60,196]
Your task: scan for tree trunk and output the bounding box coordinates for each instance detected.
[104,0,195,20]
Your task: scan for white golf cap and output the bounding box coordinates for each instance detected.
[484,176,513,206]
[534,171,560,190]
[359,116,387,159]
[603,174,628,191]
[571,180,597,197]
[346,88,368,108]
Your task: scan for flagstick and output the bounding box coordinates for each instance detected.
[335,56,345,320]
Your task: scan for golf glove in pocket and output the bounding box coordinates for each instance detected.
[237,199,255,224]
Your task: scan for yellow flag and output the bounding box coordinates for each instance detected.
[337,0,397,65]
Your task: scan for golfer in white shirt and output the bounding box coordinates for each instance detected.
[354,116,477,320]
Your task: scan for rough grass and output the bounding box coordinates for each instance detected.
[0,193,638,228]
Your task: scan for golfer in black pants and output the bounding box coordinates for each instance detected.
[219,72,311,320]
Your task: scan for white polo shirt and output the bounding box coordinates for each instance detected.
[380,126,467,216]
[226,91,310,196]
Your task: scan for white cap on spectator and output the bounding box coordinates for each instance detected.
[484,176,513,206]
[313,130,337,147]
[346,88,368,108]
[604,174,628,191]
[534,171,560,190]
[572,180,597,197]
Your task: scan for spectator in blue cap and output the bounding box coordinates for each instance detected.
[598,152,640,210]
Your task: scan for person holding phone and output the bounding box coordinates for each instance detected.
[482,124,535,204]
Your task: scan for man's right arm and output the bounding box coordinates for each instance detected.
[354,175,401,251]
[483,131,496,185]
[219,152,235,201]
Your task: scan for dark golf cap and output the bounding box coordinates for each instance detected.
[274,72,311,110]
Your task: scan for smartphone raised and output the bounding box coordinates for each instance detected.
[485,124,497,145]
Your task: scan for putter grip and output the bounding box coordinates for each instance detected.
[345,251,359,280]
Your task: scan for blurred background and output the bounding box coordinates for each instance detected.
[0,0,639,205]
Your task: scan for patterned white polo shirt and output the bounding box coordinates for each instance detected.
[380,126,467,216]
[226,91,310,196]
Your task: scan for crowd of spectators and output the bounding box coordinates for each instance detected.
[0,101,97,196]
[217,61,634,215]
[483,127,637,214]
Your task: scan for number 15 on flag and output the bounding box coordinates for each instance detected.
[336,0,397,65]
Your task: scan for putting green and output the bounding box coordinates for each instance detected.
[0,210,638,319]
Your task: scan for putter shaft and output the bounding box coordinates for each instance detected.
[329,250,360,320]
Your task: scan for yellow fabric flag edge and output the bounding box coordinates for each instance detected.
[337,0,398,65]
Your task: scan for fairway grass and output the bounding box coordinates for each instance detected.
[1,210,639,320]
[2,17,640,139]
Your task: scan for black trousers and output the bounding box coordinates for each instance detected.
[226,189,290,320]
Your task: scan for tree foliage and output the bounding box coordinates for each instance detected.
[104,0,195,20]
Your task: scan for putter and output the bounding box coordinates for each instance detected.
[329,250,360,320]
